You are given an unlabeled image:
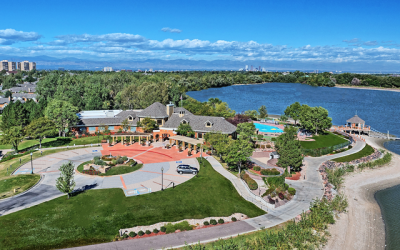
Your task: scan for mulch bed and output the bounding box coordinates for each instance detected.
[285,171,301,180]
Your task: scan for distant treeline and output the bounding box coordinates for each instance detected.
[2,70,400,113]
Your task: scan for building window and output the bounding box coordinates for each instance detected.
[157,119,163,125]
[89,127,96,132]
[131,126,136,132]
[206,122,212,127]
[198,133,203,139]
[128,115,133,121]
[182,120,187,124]
[109,126,115,131]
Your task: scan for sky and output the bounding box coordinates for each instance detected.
[1,0,400,71]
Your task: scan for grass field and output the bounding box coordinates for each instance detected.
[332,144,375,162]
[0,158,264,250]
[300,132,348,149]
[0,174,40,199]
[68,136,101,146]
[0,138,57,150]
[77,161,143,176]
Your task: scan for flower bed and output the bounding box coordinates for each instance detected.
[240,172,258,190]
[118,213,247,241]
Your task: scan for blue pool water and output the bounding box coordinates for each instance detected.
[254,123,283,133]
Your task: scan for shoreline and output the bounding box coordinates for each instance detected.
[334,85,400,93]
[324,137,400,250]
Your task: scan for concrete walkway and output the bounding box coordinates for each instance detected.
[69,138,366,250]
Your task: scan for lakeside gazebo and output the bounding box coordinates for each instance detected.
[346,115,366,129]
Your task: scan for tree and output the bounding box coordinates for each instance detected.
[137,117,158,133]
[224,138,253,174]
[2,126,24,151]
[176,123,195,137]
[284,102,302,125]
[237,122,256,141]
[45,100,79,137]
[56,162,76,199]
[299,105,332,135]
[204,132,232,159]
[244,110,259,120]
[275,127,303,172]
[121,118,130,132]
[279,114,288,122]
[1,101,29,131]
[258,105,268,119]
[25,117,56,148]
[4,90,12,98]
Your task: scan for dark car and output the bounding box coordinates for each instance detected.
[176,164,198,175]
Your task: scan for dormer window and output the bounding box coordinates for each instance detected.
[128,115,133,121]
[181,119,189,124]
[205,121,213,127]
[179,110,185,118]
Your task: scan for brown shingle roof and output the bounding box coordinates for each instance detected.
[346,115,365,124]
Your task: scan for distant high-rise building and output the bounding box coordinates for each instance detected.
[17,61,35,71]
[251,65,253,71]
[259,66,261,71]
[58,67,65,71]
[103,67,113,72]
[0,60,16,71]
[245,65,248,71]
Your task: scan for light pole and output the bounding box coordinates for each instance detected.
[30,152,33,174]
[161,166,164,191]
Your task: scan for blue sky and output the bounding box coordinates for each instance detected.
[1,0,400,70]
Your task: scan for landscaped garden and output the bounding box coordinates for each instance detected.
[332,144,375,162]
[300,132,348,149]
[0,158,265,250]
[77,156,143,176]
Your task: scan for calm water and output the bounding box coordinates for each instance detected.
[188,82,400,246]
[376,185,400,250]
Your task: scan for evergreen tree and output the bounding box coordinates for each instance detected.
[25,117,56,148]
[258,105,268,119]
[275,127,303,172]
[56,162,76,199]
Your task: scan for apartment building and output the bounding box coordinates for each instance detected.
[17,61,36,71]
[0,60,16,71]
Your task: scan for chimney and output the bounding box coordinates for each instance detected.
[8,96,11,101]
[166,102,174,118]
[28,88,30,93]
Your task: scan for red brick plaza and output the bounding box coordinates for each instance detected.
[101,142,202,164]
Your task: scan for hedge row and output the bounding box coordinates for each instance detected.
[241,172,258,190]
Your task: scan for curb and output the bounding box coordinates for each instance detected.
[0,174,44,202]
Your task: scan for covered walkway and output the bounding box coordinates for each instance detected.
[169,135,204,153]
[110,132,152,145]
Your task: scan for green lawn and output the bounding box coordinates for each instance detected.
[77,161,143,176]
[300,132,348,149]
[68,136,101,146]
[332,144,375,162]
[0,138,57,150]
[0,158,264,250]
[0,174,40,199]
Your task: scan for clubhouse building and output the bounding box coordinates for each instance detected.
[73,102,237,140]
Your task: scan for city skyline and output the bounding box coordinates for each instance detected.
[0,0,399,71]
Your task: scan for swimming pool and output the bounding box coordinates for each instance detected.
[254,123,284,133]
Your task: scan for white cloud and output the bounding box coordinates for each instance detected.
[161,27,182,33]
[54,33,146,44]
[0,29,42,45]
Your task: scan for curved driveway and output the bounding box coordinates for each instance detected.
[0,147,198,216]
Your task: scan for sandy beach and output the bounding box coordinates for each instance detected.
[334,85,400,93]
[324,137,400,250]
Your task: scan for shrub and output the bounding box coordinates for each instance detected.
[284,183,289,190]
[138,230,144,236]
[231,217,237,222]
[129,231,137,237]
[210,219,217,225]
[165,221,192,234]
[153,228,159,234]
[278,193,285,200]
[93,156,100,161]
[121,156,128,161]
[253,166,261,171]
[260,168,280,176]
[267,175,285,189]
[218,219,224,224]
[203,221,209,226]
[160,226,166,232]
[288,187,296,195]
[266,144,271,148]
[262,188,275,197]
[240,172,258,190]
[257,134,263,140]
[145,230,151,235]
[122,233,128,239]
[94,159,106,166]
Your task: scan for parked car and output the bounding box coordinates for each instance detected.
[176,164,198,175]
